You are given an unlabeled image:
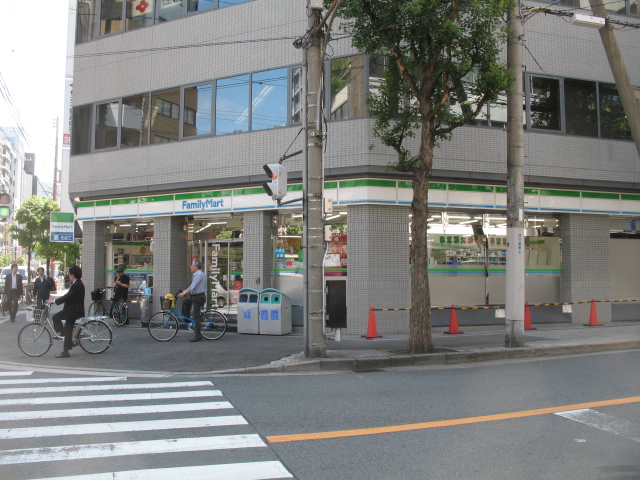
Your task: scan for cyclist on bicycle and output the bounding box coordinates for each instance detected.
[178,260,206,342]
[113,266,130,325]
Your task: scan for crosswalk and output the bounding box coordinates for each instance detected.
[0,371,293,480]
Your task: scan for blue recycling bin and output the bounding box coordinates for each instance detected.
[259,288,292,335]
[237,288,261,334]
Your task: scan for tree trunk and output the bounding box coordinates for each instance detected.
[408,128,435,354]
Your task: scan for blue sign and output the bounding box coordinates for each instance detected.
[244,310,251,319]
[50,233,74,242]
[260,310,268,320]
[271,310,279,320]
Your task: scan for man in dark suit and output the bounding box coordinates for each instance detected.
[33,267,55,306]
[4,264,23,322]
[49,265,85,358]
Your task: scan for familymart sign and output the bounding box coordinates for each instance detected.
[50,212,75,242]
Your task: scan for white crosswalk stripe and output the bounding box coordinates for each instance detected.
[0,371,293,480]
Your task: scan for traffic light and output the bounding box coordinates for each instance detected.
[0,194,11,218]
[263,163,287,201]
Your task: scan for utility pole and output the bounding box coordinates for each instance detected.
[505,1,525,347]
[588,0,640,158]
[304,0,326,358]
[53,117,59,202]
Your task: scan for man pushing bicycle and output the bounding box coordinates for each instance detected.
[178,260,206,342]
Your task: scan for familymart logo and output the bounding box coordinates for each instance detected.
[180,199,225,211]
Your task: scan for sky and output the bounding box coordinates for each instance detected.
[0,0,70,186]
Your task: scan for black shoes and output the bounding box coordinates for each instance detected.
[55,351,70,358]
[190,334,203,342]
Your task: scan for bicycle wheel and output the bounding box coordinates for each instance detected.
[148,311,178,341]
[18,323,53,357]
[112,301,128,326]
[87,301,105,317]
[76,319,113,354]
[200,310,227,340]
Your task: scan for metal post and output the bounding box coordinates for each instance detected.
[304,2,326,358]
[505,2,525,347]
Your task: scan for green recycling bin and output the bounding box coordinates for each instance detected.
[237,288,261,334]
[259,288,292,335]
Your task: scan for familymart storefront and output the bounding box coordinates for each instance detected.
[77,179,640,332]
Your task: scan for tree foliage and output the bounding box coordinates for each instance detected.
[333,0,513,353]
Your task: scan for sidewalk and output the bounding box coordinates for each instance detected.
[0,306,638,375]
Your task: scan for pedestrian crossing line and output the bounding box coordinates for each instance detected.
[0,377,127,386]
[0,371,33,377]
[0,434,266,465]
[555,409,640,442]
[0,401,232,421]
[30,461,293,480]
[0,389,223,406]
[0,380,214,396]
[0,415,249,439]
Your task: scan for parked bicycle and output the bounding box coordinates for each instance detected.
[88,286,129,326]
[148,292,227,342]
[18,304,114,356]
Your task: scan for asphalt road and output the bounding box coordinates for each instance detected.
[213,350,640,480]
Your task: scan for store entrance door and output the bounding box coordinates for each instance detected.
[205,239,244,315]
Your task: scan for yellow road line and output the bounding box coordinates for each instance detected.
[267,395,640,443]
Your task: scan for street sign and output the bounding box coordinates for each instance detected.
[50,212,75,242]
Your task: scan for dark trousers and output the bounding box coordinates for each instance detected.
[36,294,50,307]
[8,289,19,320]
[182,293,206,334]
[52,311,77,352]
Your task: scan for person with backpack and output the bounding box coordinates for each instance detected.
[33,267,55,306]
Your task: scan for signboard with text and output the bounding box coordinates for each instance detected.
[50,212,75,242]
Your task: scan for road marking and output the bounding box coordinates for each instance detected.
[0,389,222,405]
[0,401,232,421]
[0,376,126,385]
[0,415,248,439]
[0,380,213,395]
[31,461,293,480]
[555,409,640,442]
[0,371,33,377]
[267,395,640,443]
[0,434,266,465]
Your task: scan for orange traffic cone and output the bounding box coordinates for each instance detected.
[584,298,603,326]
[444,305,464,334]
[362,306,383,339]
[524,302,536,330]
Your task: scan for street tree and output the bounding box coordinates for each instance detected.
[9,196,59,281]
[333,0,512,353]
[36,240,81,276]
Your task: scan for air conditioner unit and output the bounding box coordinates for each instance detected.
[569,13,605,29]
[309,0,323,9]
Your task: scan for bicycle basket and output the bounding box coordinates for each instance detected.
[161,294,174,310]
[31,305,48,323]
[91,288,104,301]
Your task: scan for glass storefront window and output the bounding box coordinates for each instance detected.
[100,0,124,36]
[291,67,303,124]
[121,93,150,148]
[76,0,97,44]
[330,55,366,121]
[599,82,631,140]
[565,78,598,137]
[274,221,304,274]
[95,101,119,150]
[150,88,181,143]
[126,0,155,30]
[71,105,93,155]
[183,84,213,137]
[530,76,561,131]
[215,74,250,135]
[251,68,287,130]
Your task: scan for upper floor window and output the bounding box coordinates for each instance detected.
[543,0,638,16]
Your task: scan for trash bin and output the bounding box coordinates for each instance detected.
[259,288,292,335]
[237,288,261,334]
[140,295,150,325]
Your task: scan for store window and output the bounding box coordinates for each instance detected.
[251,68,287,131]
[150,88,181,143]
[121,93,150,148]
[71,105,93,155]
[529,76,561,131]
[291,67,303,124]
[188,0,215,12]
[183,84,213,138]
[565,78,598,137]
[76,0,97,44]
[94,101,119,150]
[100,0,124,36]
[126,0,155,30]
[599,82,631,140]
[330,55,366,121]
[215,74,250,135]
[274,217,304,274]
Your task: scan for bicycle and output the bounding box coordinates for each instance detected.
[148,292,227,342]
[18,304,114,357]
[88,286,129,326]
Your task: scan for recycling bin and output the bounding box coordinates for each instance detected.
[237,288,261,334]
[259,288,292,335]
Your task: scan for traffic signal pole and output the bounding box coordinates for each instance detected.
[304,1,326,358]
